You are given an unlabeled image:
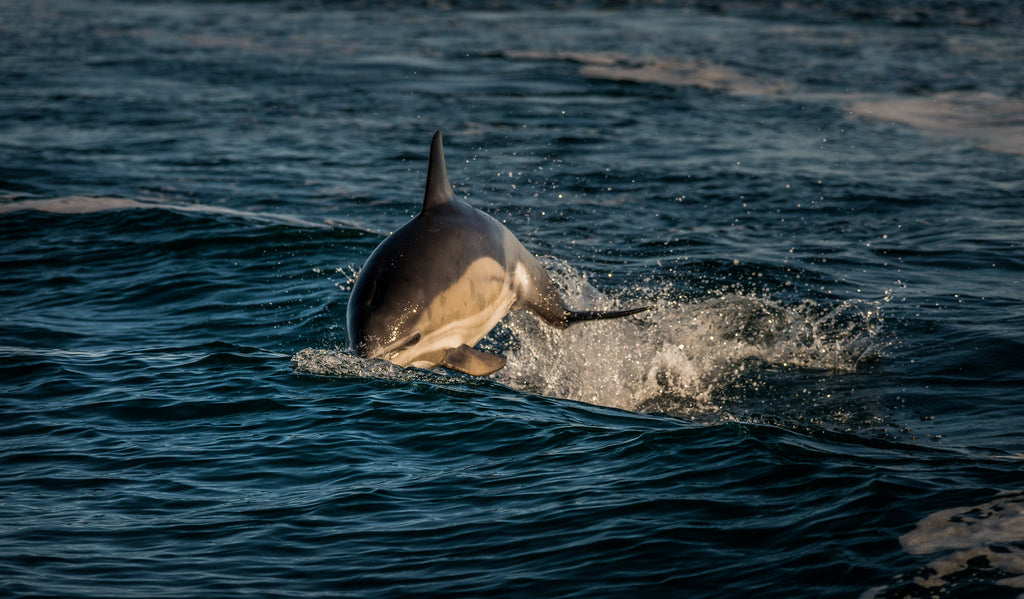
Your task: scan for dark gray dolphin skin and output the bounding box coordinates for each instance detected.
[346,131,649,376]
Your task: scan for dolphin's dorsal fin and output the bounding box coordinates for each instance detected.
[422,131,457,213]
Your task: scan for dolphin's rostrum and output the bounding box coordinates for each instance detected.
[347,131,648,375]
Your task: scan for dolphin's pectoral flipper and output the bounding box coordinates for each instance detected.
[440,344,507,376]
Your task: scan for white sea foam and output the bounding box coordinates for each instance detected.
[864,492,1024,598]
[0,195,368,230]
[505,50,1024,156]
[505,49,790,96]
[0,196,152,214]
[901,493,1024,558]
[846,91,1024,156]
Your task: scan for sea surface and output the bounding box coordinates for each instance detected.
[2,1,1023,597]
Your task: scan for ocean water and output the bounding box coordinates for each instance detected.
[2,1,1023,597]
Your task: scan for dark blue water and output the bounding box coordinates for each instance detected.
[3,1,1024,597]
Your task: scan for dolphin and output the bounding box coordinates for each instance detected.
[346,131,648,376]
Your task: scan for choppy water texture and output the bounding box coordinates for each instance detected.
[2,1,1024,597]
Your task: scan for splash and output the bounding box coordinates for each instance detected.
[296,258,886,424]
[495,260,885,420]
[292,347,454,387]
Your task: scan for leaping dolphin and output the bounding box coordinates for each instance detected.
[346,131,649,376]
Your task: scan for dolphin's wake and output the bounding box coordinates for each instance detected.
[498,263,885,422]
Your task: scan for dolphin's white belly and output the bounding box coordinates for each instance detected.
[390,256,518,369]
